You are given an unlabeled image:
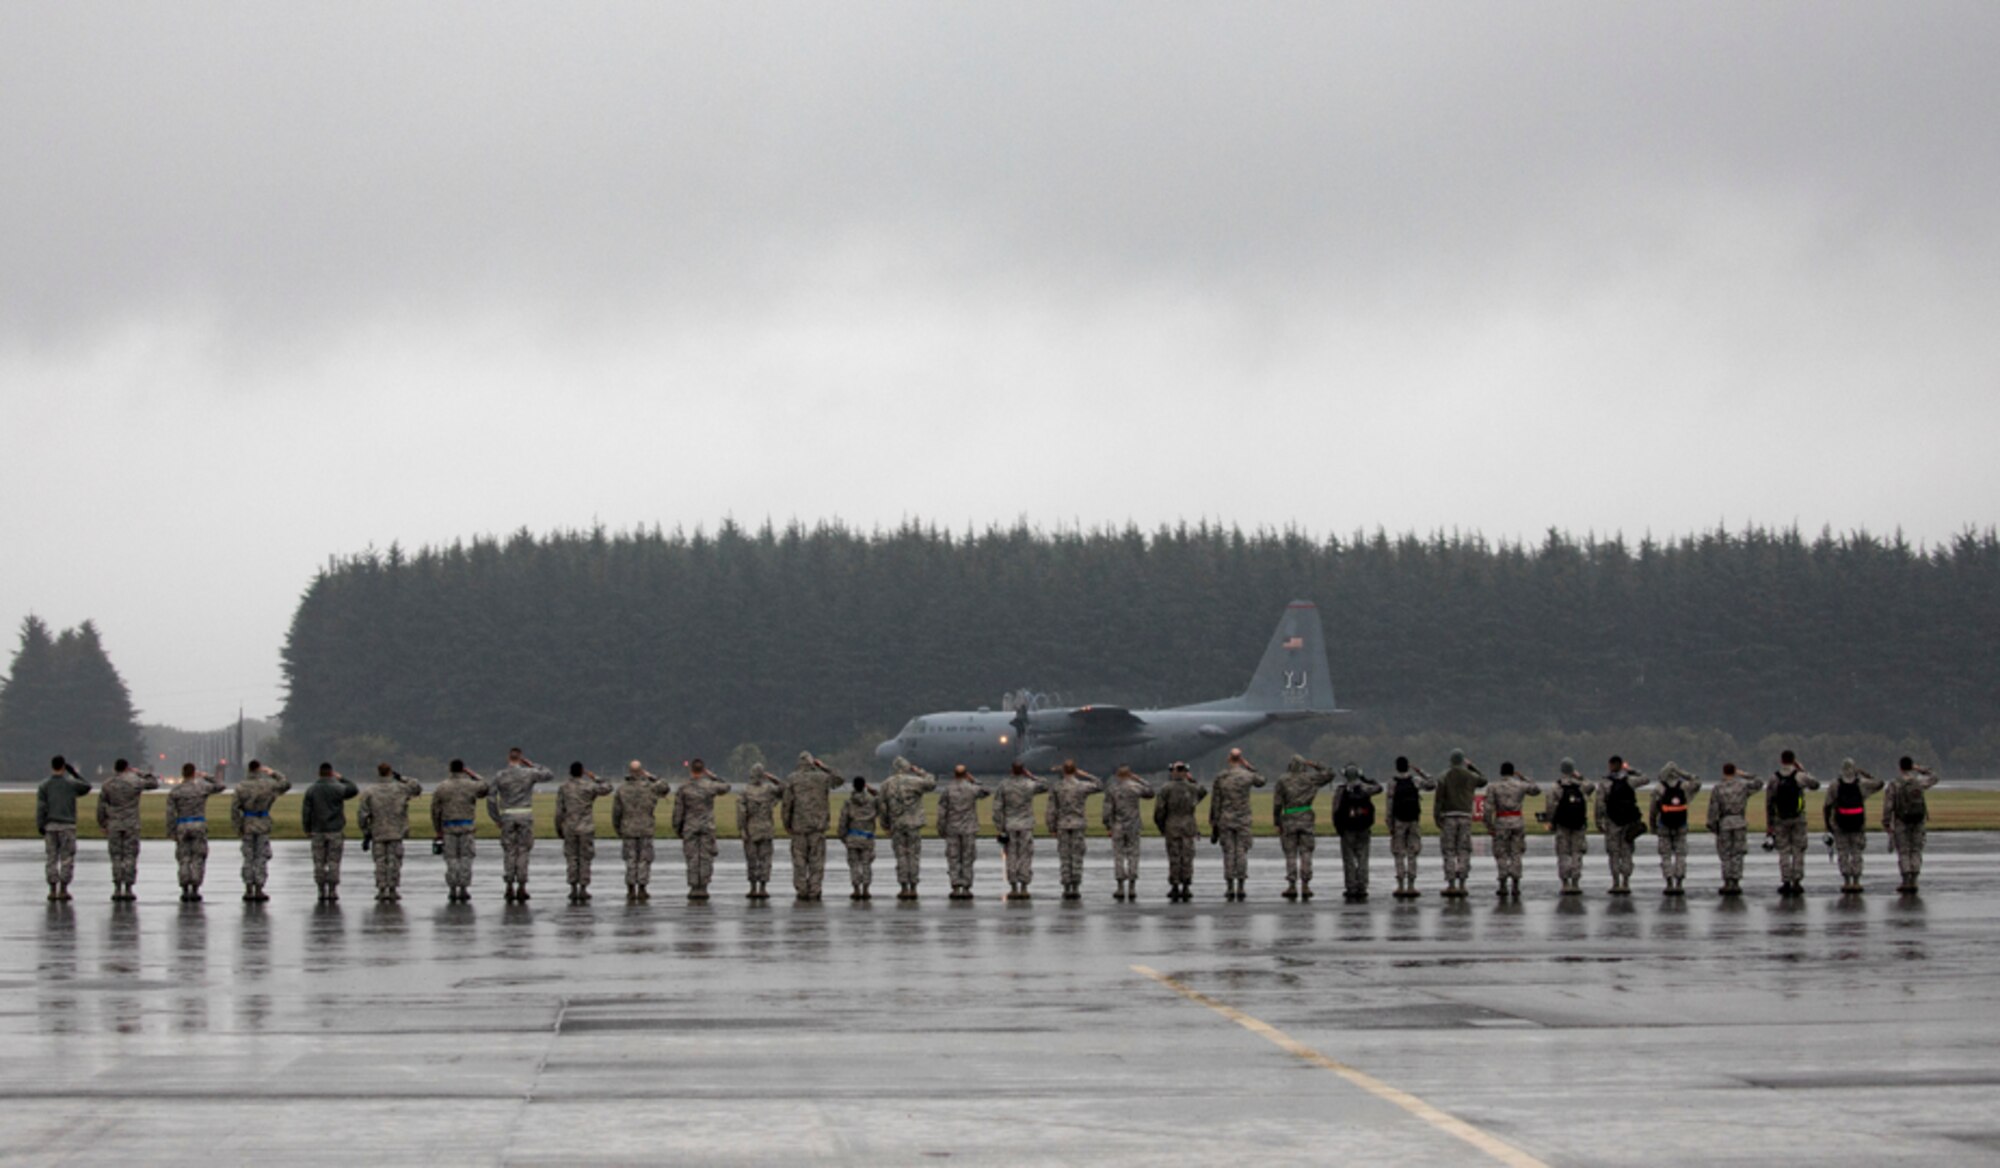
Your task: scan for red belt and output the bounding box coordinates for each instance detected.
[1497,810,1522,818]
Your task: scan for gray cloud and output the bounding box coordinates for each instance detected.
[3,4,1996,726]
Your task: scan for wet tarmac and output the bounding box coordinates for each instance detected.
[1,835,1995,1165]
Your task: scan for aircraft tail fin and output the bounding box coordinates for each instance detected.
[1231,601,1339,716]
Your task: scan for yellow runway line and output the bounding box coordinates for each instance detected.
[1131,964,1548,1168]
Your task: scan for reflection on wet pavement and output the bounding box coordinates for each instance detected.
[0,837,1992,1164]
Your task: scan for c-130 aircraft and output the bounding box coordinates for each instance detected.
[874,602,1342,776]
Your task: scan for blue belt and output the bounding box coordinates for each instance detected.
[243,811,269,818]
[846,830,876,839]
[175,816,206,825]
[445,819,474,828]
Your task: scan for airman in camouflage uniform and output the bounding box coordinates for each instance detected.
[1210,750,1265,901]
[165,763,227,902]
[302,762,360,902]
[1272,755,1337,900]
[1432,750,1485,898]
[1766,750,1821,895]
[1647,762,1702,896]
[939,765,991,898]
[1047,761,1103,900]
[1824,758,1883,893]
[1704,762,1762,896]
[782,752,844,901]
[356,764,423,903]
[96,759,160,902]
[1331,764,1384,901]
[1593,756,1650,895]
[611,761,668,901]
[838,776,884,899]
[1154,762,1206,900]
[1544,759,1592,895]
[488,748,554,902]
[1386,758,1435,898]
[429,760,487,903]
[1882,757,1940,893]
[1101,766,1155,901]
[230,761,290,903]
[1481,762,1539,898]
[673,760,732,901]
[737,764,784,900]
[993,763,1051,898]
[556,763,613,903]
[36,757,91,903]
[879,757,937,899]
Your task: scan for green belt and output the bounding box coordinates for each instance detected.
[1282,805,1314,815]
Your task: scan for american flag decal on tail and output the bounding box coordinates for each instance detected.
[1282,635,1303,650]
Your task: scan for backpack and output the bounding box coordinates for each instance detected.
[1657,785,1689,830]
[1551,783,1589,830]
[1831,778,1868,834]
[1897,783,1928,826]
[1605,776,1641,828]
[1391,776,1422,823]
[1770,772,1804,821]
[1333,785,1376,833]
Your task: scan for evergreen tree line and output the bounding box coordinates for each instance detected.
[272,521,2000,777]
[0,617,144,779]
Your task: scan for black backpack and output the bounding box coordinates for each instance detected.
[1831,778,1868,834]
[1770,772,1804,821]
[1657,785,1689,830]
[1391,776,1422,823]
[1897,783,1928,826]
[1605,776,1641,828]
[1551,783,1589,830]
[1333,785,1376,833]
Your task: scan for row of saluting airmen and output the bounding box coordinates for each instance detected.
[29,745,1942,905]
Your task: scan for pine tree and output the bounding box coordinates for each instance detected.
[0,616,147,779]
[0,616,59,779]
[55,622,146,771]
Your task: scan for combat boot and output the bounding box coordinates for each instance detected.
[48,883,59,902]
[1301,881,1314,901]
[638,884,650,901]
[1282,881,1298,901]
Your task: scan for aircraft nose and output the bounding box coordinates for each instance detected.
[874,739,899,765]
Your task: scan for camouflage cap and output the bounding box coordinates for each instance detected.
[1559,757,1576,775]
[1450,749,1466,766]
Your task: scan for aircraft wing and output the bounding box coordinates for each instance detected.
[1067,705,1145,728]
[1027,704,1150,745]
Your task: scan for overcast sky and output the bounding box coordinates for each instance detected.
[4,4,1996,728]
